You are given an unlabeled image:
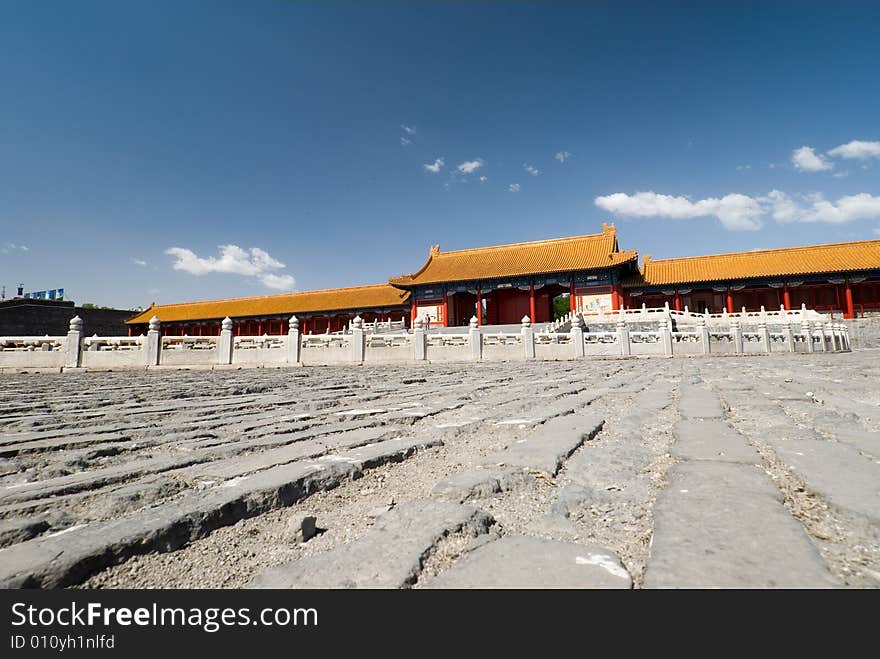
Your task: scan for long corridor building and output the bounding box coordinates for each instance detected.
[126,225,880,334]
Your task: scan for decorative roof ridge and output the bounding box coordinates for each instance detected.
[429,229,618,258]
[139,283,401,311]
[645,238,880,266]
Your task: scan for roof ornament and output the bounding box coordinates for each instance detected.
[430,244,440,256]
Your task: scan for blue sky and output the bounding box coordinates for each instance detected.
[1,1,878,309]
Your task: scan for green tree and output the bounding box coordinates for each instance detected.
[552,294,570,321]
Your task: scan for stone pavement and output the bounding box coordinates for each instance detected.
[0,352,877,589]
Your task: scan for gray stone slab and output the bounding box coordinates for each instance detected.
[0,459,355,588]
[0,433,131,457]
[425,535,632,589]
[330,435,443,469]
[179,427,396,481]
[0,436,443,588]
[766,437,880,521]
[644,462,838,588]
[0,424,139,445]
[431,467,528,503]
[673,419,761,463]
[0,517,50,548]
[483,413,604,475]
[0,454,210,504]
[827,428,880,460]
[249,499,494,588]
[679,385,724,419]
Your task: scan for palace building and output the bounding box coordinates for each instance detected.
[388,224,637,326]
[126,224,880,334]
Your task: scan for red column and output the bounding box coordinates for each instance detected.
[569,282,576,312]
[726,290,734,313]
[783,285,791,310]
[610,285,620,311]
[529,285,536,322]
[410,298,417,326]
[476,289,483,325]
[443,292,449,327]
[674,293,682,311]
[845,280,855,319]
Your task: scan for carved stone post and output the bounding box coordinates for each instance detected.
[413,317,427,360]
[570,312,585,358]
[828,323,839,352]
[698,315,710,355]
[218,317,234,365]
[731,318,743,354]
[758,318,771,354]
[287,315,301,364]
[469,316,482,360]
[351,315,365,363]
[521,315,535,359]
[146,316,161,366]
[616,315,630,356]
[659,318,673,356]
[784,322,795,353]
[814,322,827,352]
[802,319,814,354]
[64,316,83,368]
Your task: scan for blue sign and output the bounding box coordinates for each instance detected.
[24,288,64,300]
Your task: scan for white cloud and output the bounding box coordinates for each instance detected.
[423,158,444,173]
[508,183,521,193]
[132,258,147,267]
[400,137,412,146]
[791,146,832,172]
[457,159,483,174]
[523,163,540,176]
[401,124,416,135]
[259,273,296,290]
[594,191,764,231]
[164,244,295,290]
[827,140,880,160]
[479,176,487,183]
[767,190,880,224]
[1,243,29,254]
[736,164,751,171]
[554,151,572,163]
[832,170,849,179]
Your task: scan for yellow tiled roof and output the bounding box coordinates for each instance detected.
[389,224,637,286]
[624,238,880,288]
[126,284,410,324]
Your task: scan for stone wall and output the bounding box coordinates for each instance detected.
[0,299,134,336]
[847,316,880,349]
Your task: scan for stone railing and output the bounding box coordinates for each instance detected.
[0,311,851,371]
[545,302,826,333]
